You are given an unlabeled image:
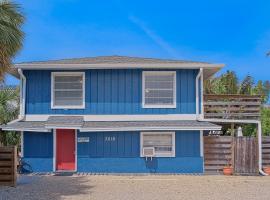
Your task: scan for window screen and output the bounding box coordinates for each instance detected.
[52,73,84,108]
[143,71,176,108]
[141,132,175,157]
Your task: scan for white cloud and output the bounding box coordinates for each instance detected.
[128,15,179,58]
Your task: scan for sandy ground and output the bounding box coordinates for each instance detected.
[0,174,270,200]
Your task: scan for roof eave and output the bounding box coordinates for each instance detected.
[10,63,224,80]
[13,63,225,69]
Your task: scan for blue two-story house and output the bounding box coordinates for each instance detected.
[2,56,224,173]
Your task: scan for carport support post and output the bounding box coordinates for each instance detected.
[258,121,268,175]
[231,123,235,169]
[231,123,234,136]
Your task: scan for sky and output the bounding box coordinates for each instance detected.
[6,0,270,85]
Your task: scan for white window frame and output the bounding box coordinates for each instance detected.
[140,131,175,157]
[142,71,177,108]
[51,72,85,109]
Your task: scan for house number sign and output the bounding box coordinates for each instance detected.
[77,137,90,143]
[105,136,116,142]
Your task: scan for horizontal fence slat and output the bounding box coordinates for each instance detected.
[262,149,270,153]
[204,160,229,165]
[0,175,12,180]
[0,154,13,160]
[0,161,12,166]
[0,149,13,153]
[204,166,224,170]
[204,150,231,154]
[0,168,12,174]
[204,144,232,148]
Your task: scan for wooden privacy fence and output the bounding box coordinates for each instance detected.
[0,146,17,186]
[204,136,258,174]
[204,136,233,173]
[234,137,258,174]
[262,136,270,168]
[204,94,261,120]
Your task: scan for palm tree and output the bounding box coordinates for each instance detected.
[0,86,19,146]
[238,75,254,95]
[0,1,24,81]
[204,70,238,94]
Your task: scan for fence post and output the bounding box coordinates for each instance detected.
[12,146,17,186]
[231,136,235,170]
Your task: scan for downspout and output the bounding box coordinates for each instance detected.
[258,121,268,175]
[18,68,26,119]
[17,69,26,158]
[196,68,203,120]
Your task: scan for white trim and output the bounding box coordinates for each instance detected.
[75,130,77,172]
[258,122,268,175]
[142,71,176,108]
[140,131,175,157]
[14,63,225,69]
[1,125,221,132]
[200,69,204,118]
[200,118,260,124]
[24,114,198,122]
[51,72,85,109]
[53,129,56,172]
[200,130,203,157]
[20,131,24,157]
[54,129,77,172]
[80,126,221,132]
[196,68,202,117]
[18,69,26,118]
[19,71,23,116]
[200,130,204,173]
[7,118,24,125]
[45,126,82,129]
[1,128,50,132]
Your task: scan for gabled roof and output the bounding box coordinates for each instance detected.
[13,55,224,79]
[17,55,211,65]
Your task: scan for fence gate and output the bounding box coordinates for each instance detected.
[204,136,258,175]
[234,137,258,174]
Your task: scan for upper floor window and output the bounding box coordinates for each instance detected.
[142,71,176,108]
[51,72,85,109]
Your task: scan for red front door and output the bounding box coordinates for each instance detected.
[56,129,75,171]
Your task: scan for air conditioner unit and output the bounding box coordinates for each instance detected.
[142,147,155,160]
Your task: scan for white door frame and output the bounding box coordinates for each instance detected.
[53,129,77,172]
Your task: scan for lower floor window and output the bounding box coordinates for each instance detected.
[140,132,175,157]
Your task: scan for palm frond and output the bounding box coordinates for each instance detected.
[0,1,24,80]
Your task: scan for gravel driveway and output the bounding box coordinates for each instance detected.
[1,174,270,200]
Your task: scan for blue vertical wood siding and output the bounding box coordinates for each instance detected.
[24,131,53,158]
[77,131,200,158]
[25,69,198,114]
[22,130,202,173]
[23,131,53,172]
[78,131,140,158]
[77,131,202,173]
